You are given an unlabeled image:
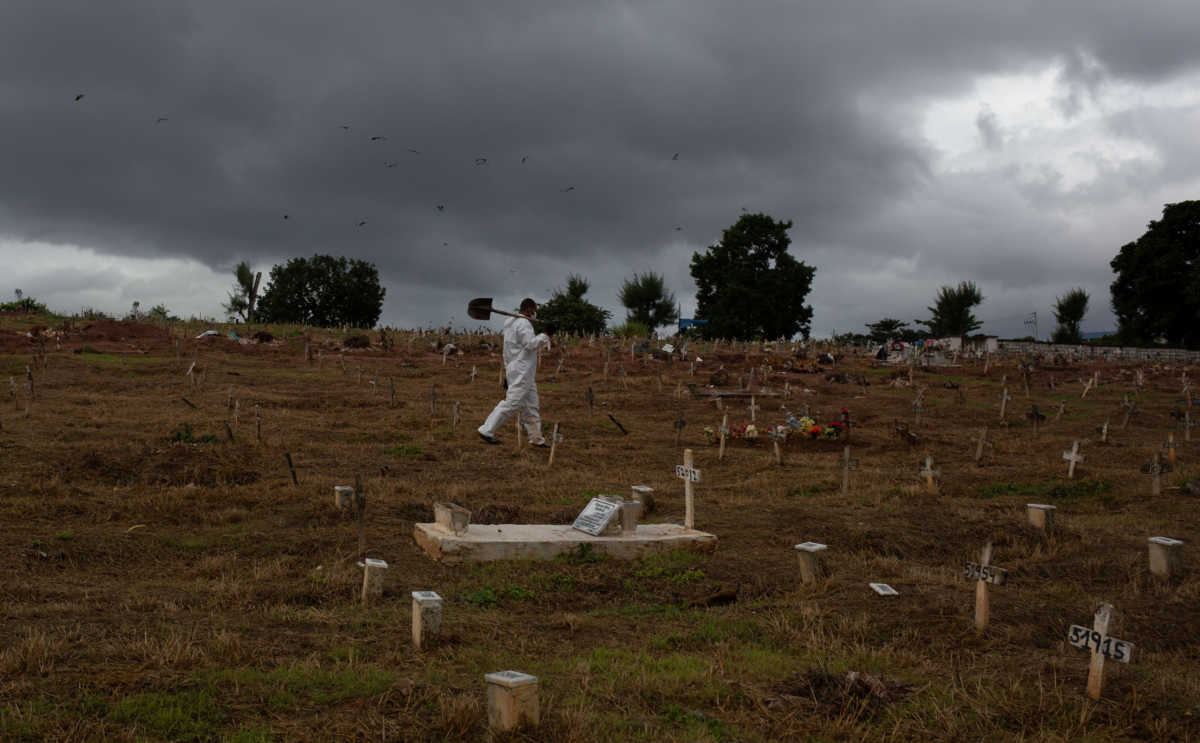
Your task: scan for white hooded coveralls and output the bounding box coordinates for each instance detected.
[479,315,550,442]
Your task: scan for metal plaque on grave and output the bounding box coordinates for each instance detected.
[572,497,622,536]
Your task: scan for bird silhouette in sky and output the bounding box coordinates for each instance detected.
[370,136,387,142]
[407,148,421,154]
[339,125,351,131]
[283,214,289,220]
[436,205,445,211]
[672,152,679,160]
[674,226,683,231]
[155,117,168,124]
[384,161,397,168]
[474,157,488,166]
[357,220,368,227]
[442,242,449,246]
[561,186,575,192]
[74,93,85,102]
[521,155,528,163]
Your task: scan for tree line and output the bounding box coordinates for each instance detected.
[211,200,1197,349]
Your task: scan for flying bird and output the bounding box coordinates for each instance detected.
[560,186,575,192]
[672,152,679,160]
[436,204,444,211]
[407,148,421,154]
[283,214,289,220]
[339,125,351,131]
[384,161,397,168]
[520,155,528,163]
[356,220,368,227]
[74,93,85,102]
[674,226,683,231]
[474,157,488,165]
[155,117,168,124]
[370,136,387,142]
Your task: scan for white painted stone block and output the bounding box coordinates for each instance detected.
[412,590,443,649]
[794,542,828,584]
[1027,503,1056,530]
[360,558,387,603]
[433,502,471,536]
[1148,536,1183,577]
[485,670,539,731]
[334,485,354,509]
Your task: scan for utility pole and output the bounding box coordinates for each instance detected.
[1024,312,1038,341]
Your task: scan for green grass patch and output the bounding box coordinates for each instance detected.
[557,543,607,564]
[786,482,835,498]
[203,665,397,711]
[976,480,1112,500]
[381,444,422,458]
[108,689,225,740]
[170,423,219,445]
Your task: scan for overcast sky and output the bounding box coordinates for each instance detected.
[4,1,1200,338]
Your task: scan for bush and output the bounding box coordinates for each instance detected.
[344,334,370,349]
[610,321,650,339]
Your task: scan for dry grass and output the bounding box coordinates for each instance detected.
[0,317,1198,741]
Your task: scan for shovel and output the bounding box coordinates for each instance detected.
[467,297,525,322]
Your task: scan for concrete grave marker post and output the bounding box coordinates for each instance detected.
[631,485,654,515]
[1147,536,1183,578]
[360,558,387,604]
[920,455,938,494]
[1062,441,1084,480]
[1026,503,1056,530]
[794,542,828,584]
[718,414,729,461]
[334,485,354,509]
[676,449,700,529]
[1141,453,1171,495]
[1068,603,1134,701]
[411,590,443,650]
[840,446,858,495]
[485,671,539,732]
[1163,432,1178,467]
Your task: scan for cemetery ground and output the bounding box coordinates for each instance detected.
[1,318,1198,742]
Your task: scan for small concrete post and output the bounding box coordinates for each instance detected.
[1027,503,1056,530]
[794,542,828,584]
[334,485,354,509]
[485,671,539,732]
[620,499,642,532]
[434,502,471,536]
[360,558,387,603]
[411,590,443,649]
[1147,537,1183,578]
[1164,432,1177,467]
[631,485,654,515]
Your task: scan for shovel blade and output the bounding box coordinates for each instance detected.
[467,297,494,320]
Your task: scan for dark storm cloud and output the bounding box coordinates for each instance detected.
[4,1,1200,333]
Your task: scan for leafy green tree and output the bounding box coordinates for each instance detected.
[618,272,677,332]
[536,274,611,335]
[917,281,984,340]
[1051,288,1090,344]
[256,255,386,328]
[147,304,180,322]
[690,213,816,339]
[1110,201,1200,349]
[222,261,259,322]
[0,289,49,315]
[864,318,916,344]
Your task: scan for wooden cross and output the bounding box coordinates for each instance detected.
[972,542,994,632]
[585,386,595,416]
[1054,400,1066,422]
[1068,603,1135,701]
[1062,440,1084,479]
[920,455,938,494]
[1099,420,1110,444]
[1120,396,1136,430]
[749,395,758,423]
[998,386,1012,421]
[1141,453,1171,495]
[547,422,561,467]
[840,445,858,495]
[1163,432,1178,467]
[973,426,993,466]
[718,414,729,461]
[1079,371,1097,399]
[676,449,700,529]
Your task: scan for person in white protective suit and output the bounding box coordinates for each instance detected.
[478,298,552,446]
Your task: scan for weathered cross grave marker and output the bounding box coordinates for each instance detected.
[794,542,828,584]
[973,426,994,466]
[964,542,1008,632]
[547,423,562,467]
[1062,440,1084,479]
[1147,536,1184,578]
[1068,603,1133,701]
[412,590,443,650]
[676,449,700,529]
[1120,396,1136,430]
[920,455,938,494]
[718,414,729,460]
[1097,420,1110,444]
[748,395,758,423]
[840,445,858,494]
[768,426,785,465]
[1141,453,1171,495]
[998,386,1012,421]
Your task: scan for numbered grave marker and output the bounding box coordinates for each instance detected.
[1140,453,1171,495]
[677,450,700,529]
[963,561,1008,585]
[1068,603,1134,701]
[966,542,1006,631]
[571,498,621,536]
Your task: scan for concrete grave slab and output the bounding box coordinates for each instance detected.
[414,522,717,563]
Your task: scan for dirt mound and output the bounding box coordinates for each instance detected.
[761,669,909,719]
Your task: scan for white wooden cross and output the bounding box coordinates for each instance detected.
[547,422,561,467]
[998,386,1012,420]
[748,395,758,423]
[973,426,993,466]
[1062,440,1084,479]
[676,449,700,529]
[966,541,1009,632]
[1068,603,1134,701]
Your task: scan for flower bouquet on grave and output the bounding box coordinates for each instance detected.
[703,426,716,444]
[823,421,845,440]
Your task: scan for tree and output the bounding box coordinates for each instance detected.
[690,213,816,339]
[535,274,611,335]
[1110,201,1200,349]
[917,281,984,340]
[255,255,386,328]
[1051,288,1089,344]
[618,272,677,332]
[864,318,916,344]
[222,261,260,322]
